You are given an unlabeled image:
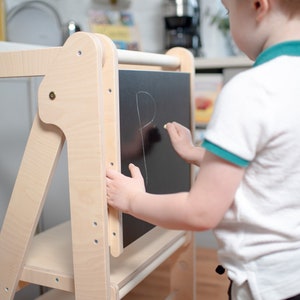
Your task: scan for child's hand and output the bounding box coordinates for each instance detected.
[106,163,145,213]
[164,122,196,161]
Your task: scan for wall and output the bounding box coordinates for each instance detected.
[200,0,232,57]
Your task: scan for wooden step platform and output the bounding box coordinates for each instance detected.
[21,222,187,299]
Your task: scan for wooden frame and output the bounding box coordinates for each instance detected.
[0,32,195,299]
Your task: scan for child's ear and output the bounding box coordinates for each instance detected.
[253,0,270,21]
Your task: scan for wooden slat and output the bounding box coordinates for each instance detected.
[111,229,186,298]
[122,247,230,300]
[0,47,60,77]
[21,222,74,292]
[97,34,123,257]
[0,117,64,300]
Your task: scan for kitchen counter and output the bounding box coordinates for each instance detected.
[195,55,253,70]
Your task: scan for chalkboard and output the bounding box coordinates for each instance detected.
[119,70,191,247]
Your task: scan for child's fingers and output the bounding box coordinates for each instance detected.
[128,163,142,180]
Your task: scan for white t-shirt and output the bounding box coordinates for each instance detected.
[202,41,300,300]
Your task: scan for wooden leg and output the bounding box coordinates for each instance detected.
[0,116,64,300]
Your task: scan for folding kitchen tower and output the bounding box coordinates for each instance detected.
[0,32,196,300]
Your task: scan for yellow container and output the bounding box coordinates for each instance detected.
[0,0,6,41]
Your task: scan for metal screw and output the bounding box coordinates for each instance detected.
[49,91,56,100]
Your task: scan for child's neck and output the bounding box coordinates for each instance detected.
[263,18,300,50]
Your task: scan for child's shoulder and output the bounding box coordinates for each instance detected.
[222,66,262,94]
[224,57,289,92]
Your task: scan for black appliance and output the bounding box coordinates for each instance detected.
[163,0,201,56]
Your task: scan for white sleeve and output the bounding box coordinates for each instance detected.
[204,71,268,163]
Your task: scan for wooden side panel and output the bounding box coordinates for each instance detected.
[38,32,111,300]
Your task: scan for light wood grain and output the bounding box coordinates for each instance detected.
[123,247,229,300]
[21,221,188,296]
[0,117,64,300]
[0,33,196,300]
[34,247,228,300]
[0,47,60,77]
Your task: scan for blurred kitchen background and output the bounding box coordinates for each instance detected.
[1,0,233,57]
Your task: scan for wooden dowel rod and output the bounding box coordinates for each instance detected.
[0,42,181,78]
[117,49,181,69]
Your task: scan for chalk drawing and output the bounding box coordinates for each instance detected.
[135,91,157,185]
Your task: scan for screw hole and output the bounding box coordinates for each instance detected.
[94,239,99,244]
[93,221,98,227]
[108,88,112,93]
[4,287,9,292]
[55,278,59,282]
[110,162,114,166]
[77,50,82,56]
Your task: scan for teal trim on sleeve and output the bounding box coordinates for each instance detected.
[202,140,250,168]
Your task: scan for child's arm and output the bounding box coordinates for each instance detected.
[106,151,245,231]
[165,122,204,167]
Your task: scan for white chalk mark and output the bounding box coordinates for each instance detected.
[136,91,157,186]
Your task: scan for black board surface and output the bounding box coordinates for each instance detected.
[119,70,191,247]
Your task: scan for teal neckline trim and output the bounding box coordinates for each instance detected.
[202,139,250,168]
[254,40,300,67]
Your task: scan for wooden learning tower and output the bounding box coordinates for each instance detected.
[0,32,196,300]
